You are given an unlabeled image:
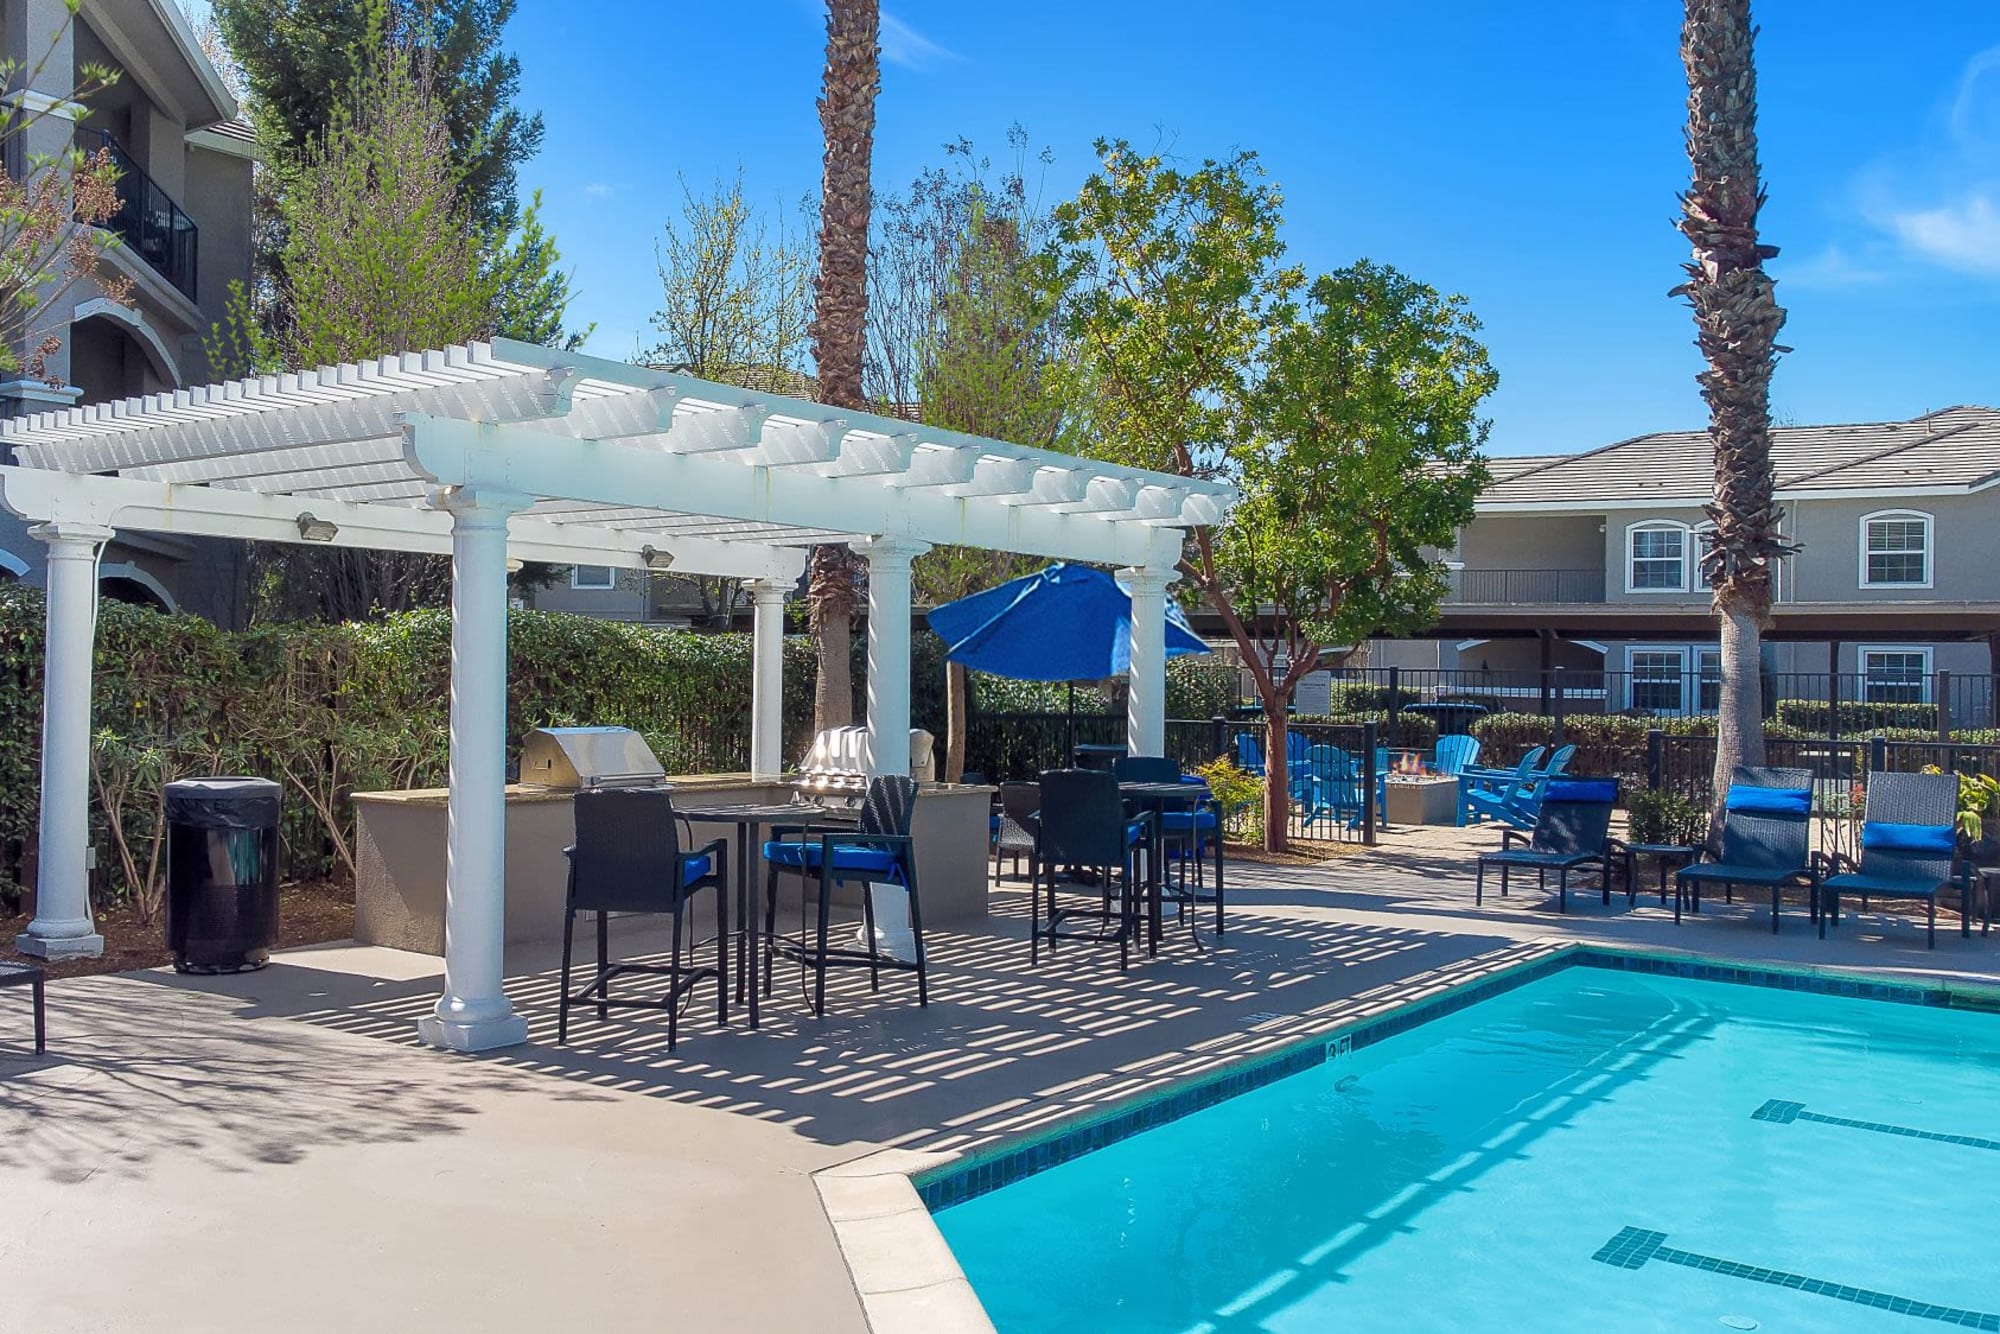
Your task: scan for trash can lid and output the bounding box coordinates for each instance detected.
[164,776,282,828]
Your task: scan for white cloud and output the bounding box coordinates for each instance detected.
[582,182,618,200]
[1886,190,2000,275]
[879,11,958,70]
[1778,242,1890,289]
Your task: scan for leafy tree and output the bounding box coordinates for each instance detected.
[648,172,814,394]
[805,0,882,732]
[1206,265,1494,845]
[0,5,127,379]
[1052,144,1496,850]
[211,0,541,233]
[1675,0,1789,822]
[488,189,591,351]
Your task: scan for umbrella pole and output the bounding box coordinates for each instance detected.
[1066,682,1076,766]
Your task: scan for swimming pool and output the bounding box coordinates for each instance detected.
[931,963,2000,1332]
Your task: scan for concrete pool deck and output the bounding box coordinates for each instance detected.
[5,823,1998,1332]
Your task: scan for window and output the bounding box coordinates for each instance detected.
[1860,510,1931,588]
[1696,648,1722,713]
[1626,524,1688,592]
[569,565,615,590]
[1860,647,1931,704]
[1628,648,1688,714]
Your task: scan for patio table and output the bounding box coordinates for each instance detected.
[0,959,45,1054]
[1624,842,1699,918]
[1119,780,1224,952]
[682,801,837,1028]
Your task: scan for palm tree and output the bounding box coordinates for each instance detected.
[1674,0,1789,817]
[805,0,881,730]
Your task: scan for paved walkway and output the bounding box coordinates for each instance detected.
[4,824,1996,1332]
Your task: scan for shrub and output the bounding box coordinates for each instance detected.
[1774,699,1939,733]
[1626,789,1707,845]
[1194,756,1262,841]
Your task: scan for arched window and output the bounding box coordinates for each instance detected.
[1625,521,1691,593]
[1858,510,1932,589]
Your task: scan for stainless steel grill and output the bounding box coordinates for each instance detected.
[519,726,668,790]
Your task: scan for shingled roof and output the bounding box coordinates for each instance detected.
[1481,406,2000,508]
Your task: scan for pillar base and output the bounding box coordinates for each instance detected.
[14,929,103,960]
[416,1010,529,1053]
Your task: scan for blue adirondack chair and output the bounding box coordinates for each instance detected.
[1432,735,1481,776]
[1236,730,1311,786]
[1459,746,1547,827]
[1299,744,1366,828]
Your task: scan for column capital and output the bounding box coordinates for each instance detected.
[1117,564,1181,590]
[749,578,792,603]
[28,520,115,550]
[851,535,931,567]
[431,484,533,526]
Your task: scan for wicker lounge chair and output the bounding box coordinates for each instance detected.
[1475,778,1621,912]
[1817,771,1961,949]
[1674,767,1817,931]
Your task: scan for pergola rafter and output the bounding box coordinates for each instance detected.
[0,338,1235,1053]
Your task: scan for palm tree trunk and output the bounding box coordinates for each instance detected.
[945,657,968,782]
[806,0,880,731]
[1676,0,1788,824]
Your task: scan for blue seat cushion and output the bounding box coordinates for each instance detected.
[1860,822,1955,854]
[682,852,715,887]
[762,839,901,877]
[1544,779,1616,804]
[1726,784,1811,816]
[1160,809,1219,832]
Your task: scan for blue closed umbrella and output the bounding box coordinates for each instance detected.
[927,563,1208,681]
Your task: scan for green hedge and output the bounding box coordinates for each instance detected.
[1772,699,1939,733]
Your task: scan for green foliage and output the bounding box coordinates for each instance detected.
[1773,698,1939,733]
[0,586,819,908]
[1626,789,1708,846]
[1923,765,2000,843]
[488,189,588,349]
[1193,756,1262,841]
[213,0,543,234]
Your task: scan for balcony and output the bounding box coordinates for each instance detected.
[78,128,198,302]
[1446,567,1605,604]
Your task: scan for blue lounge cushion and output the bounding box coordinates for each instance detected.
[682,852,715,887]
[762,839,902,877]
[1726,784,1811,816]
[1544,779,1616,804]
[1860,822,1955,854]
[1160,809,1219,832]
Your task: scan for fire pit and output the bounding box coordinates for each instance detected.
[1384,757,1460,826]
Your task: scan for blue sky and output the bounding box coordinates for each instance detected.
[509,1,2000,456]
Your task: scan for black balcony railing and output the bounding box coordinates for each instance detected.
[1446,567,1605,604]
[77,128,198,301]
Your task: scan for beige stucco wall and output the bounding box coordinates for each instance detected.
[1458,513,1603,572]
[1783,494,1997,603]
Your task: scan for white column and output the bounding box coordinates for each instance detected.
[852,537,929,780]
[749,579,787,781]
[1120,565,1178,757]
[16,522,113,959]
[417,486,531,1053]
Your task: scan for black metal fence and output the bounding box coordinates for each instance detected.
[1290,666,1999,736]
[79,128,200,300]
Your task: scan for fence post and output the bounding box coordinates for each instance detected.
[1361,720,1378,846]
[1647,728,1663,792]
[1826,670,1840,741]
[1210,713,1228,763]
[1937,670,1952,741]
[1551,668,1567,748]
[1870,734,1887,778]
[1386,666,1401,747]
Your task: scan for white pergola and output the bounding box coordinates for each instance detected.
[0,338,1233,1051]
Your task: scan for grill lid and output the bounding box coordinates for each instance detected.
[520,726,666,789]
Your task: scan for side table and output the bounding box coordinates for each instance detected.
[1620,842,1699,919]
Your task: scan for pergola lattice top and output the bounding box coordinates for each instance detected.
[0,338,1231,578]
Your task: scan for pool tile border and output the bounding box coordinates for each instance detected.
[912,946,2000,1213]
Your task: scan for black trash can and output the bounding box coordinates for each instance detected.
[164,777,282,974]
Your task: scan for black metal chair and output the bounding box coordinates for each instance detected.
[1818,770,1961,949]
[559,787,729,1050]
[993,781,1040,880]
[762,775,927,1016]
[1475,778,1621,912]
[0,960,46,1055]
[1113,754,1224,943]
[1675,766,1816,930]
[1030,769,1152,969]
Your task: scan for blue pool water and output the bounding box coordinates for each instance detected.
[933,967,2000,1332]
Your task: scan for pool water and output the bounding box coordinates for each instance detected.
[933,968,2000,1333]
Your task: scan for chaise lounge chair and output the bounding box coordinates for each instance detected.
[1817,770,1962,950]
[1673,767,1816,931]
[1475,778,1621,913]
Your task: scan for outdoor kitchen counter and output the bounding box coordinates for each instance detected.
[352,776,995,959]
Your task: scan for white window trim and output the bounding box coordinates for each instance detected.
[569,564,616,590]
[1857,644,1933,703]
[1625,643,1694,715]
[1858,508,1933,590]
[1624,520,1692,594]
